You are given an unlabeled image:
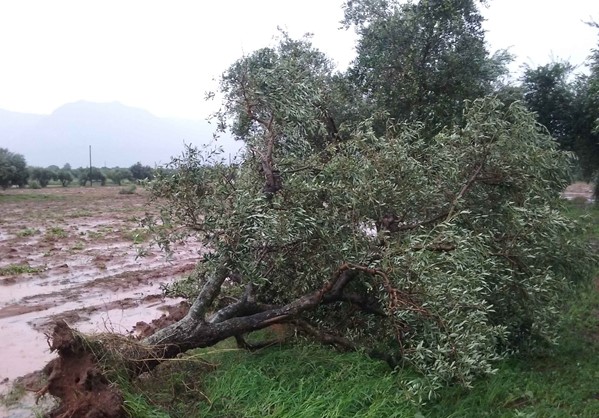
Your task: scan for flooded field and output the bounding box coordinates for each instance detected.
[0,186,200,416]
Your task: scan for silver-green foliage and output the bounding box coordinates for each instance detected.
[145,37,594,398]
[0,148,28,189]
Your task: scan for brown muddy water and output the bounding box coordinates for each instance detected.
[0,187,201,417]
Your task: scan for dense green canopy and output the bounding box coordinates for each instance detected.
[0,148,28,189]
[145,21,594,395]
[31,3,599,416]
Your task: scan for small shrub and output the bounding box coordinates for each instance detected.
[86,230,104,239]
[45,227,68,239]
[16,228,40,237]
[124,228,148,244]
[70,242,85,251]
[119,185,137,195]
[0,263,44,276]
[29,180,41,189]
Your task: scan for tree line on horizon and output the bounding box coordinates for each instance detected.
[0,152,155,189]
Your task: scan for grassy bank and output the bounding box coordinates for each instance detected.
[122,202,599,418]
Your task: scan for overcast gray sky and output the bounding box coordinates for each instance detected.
[0,0,596,120]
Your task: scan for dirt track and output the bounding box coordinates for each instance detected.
[0,186,200,416]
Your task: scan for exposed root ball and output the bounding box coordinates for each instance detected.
[42,320,125,418]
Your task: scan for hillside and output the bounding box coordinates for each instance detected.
[0,101,242,168]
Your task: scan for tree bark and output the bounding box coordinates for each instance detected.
[142,268,359,359]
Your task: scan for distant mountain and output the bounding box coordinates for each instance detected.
[0,108,45,143]
[0,101,242,168]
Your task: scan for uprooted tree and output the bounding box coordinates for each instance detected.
[43,2,596,415]
[141,39,593,392]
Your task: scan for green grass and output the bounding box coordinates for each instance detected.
[124,228,149,244]
[0,263,44,276]
[44,227,68,239]
[16,227,40,237]
[199,345,417,418]
[0,193,65,203]
[424,287,599,418]
[70,209,93,218]
[120,341,419,418]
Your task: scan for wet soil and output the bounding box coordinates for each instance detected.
[43,321,126,418]
[563,182,595,202]
[0,186,201,417]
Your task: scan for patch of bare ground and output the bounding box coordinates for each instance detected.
[0,186,202,417]
[562,181,595,202]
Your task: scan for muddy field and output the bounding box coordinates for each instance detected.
[0,186,200,416]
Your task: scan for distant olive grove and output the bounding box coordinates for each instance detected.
[0,148,154,190]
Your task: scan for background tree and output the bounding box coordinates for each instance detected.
[106,167,133,186]
[29,167,55,188]
[129,162,154,181]
[0,148,28,189]
[71,167,86,182]
[56,169,73,187]
[341,0,511,133]
[572,34,599,181]
[78,167,107,186]
[55,163,74,187]
[521,62,576,150]
[518,27,599,182]
[47,165,60,174]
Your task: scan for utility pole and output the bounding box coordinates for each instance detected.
[89,145,92,187]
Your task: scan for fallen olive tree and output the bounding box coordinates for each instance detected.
[44,36,595,415]
[147,60,591,388]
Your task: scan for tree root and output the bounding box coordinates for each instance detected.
[42,321,126,418]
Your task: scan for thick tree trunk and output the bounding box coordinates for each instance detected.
[142,267,357,358]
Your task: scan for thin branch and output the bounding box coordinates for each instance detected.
[445,158,486,221]
[292,319,356,351]
[343,263,430,318]
[234,334,284,351]
[396,211,450,231]
[411,242,456,252]
[187,264,230,321]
